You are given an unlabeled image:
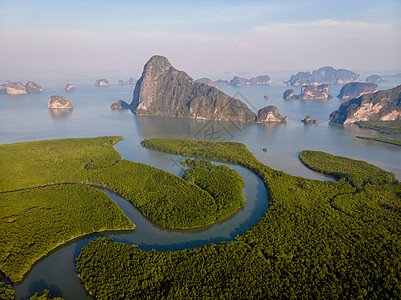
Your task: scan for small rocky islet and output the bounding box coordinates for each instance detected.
[47,95,73,109]
[65,83,75,91]
[302,115,320,125]
[256,106,287,123]
[95,79,109,86]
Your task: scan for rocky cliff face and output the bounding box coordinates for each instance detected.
[337,82,378,100]
[286,67,360,86]
[330,85,401,124]
[256,106,286,123]
[25,81,42,93]
[195,78,218,87]
[48,95,73,109]
[130,55,256,122]
[230,75,271,86]
[95,79,109,86]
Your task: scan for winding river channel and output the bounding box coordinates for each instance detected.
[13,161,268,299]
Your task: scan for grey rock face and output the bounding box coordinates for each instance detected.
[130,55,256,122]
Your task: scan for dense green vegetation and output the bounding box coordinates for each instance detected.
[356,136,401,147]
[357,119,401,135]
[77,138,401,299]
[181,159,245,219]
[29,290,63,300]
[0,137,237,229]
[0,136,123,192]
[0,185,134,282]
[1,136,247,283]
[0,282,14,300]
[299,150,396,189]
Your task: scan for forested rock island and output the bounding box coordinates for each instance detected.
[337,82,378,100]
[125,55,283,123]
[330,84,401,124]
[283,85,332,100]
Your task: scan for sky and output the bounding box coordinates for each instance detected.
[0,0,400,79]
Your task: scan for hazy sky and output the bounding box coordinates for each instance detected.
[1,0,400,78]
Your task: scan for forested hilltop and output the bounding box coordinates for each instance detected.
[77,138,401,299]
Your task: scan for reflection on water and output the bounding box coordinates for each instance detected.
[48,108,73,119]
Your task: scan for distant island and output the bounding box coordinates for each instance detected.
[337,82,378,100]
[124,55,283,123]
[195,75,271,88]
[285,66,360,86]
[366,75,384,83]
[0,81,42,95]
[65,83,75,91]
[118,78,137,85]
[283,85,332,100]
[195,77,218,87]
[330,85,401,124]
[230,75,271,86]
[95,79,109,86]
